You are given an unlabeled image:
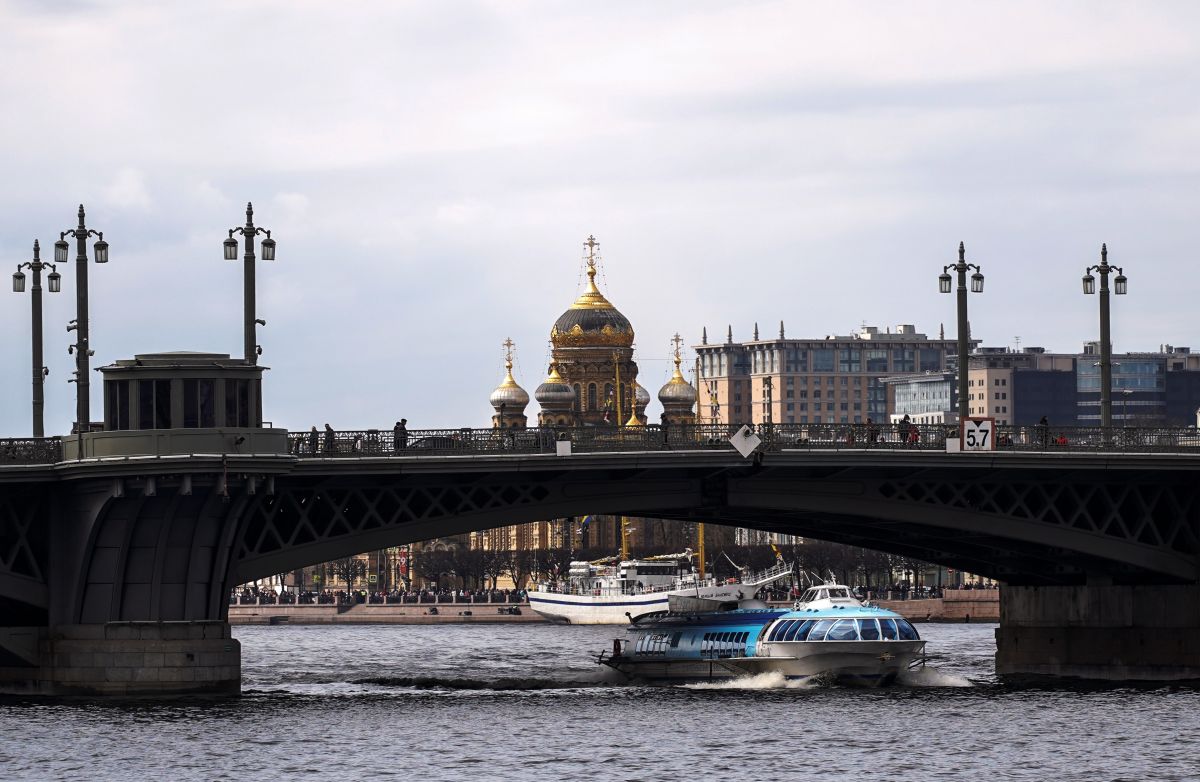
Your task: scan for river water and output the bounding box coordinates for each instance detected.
[2,622,1197,781]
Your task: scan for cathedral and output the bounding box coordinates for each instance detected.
[488,235,697,430]
[484,235,704,556]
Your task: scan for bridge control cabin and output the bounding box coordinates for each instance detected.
[61,351,288,459]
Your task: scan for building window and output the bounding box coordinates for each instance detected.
[225,379,251,428]
[138,379,172,429]
[587,383,597,411]
[106,380,131,431]
[182,379,216,428]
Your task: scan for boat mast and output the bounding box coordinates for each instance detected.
[697,522,706,580]
[620,517,629,561]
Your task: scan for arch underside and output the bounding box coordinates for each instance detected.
[230,464,1198,591]
[24,460,1195,627]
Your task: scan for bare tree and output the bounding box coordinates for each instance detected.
[328,556,366,594]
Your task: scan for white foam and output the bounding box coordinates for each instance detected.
[682,671,819,690]
[899,667,974,688]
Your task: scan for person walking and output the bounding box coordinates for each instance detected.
[393,419,408,451]
[308,426,319,455]
[660,413,671,448]
[866,417,880,446]
[1036,415,1049,449]
[323,423,335,454]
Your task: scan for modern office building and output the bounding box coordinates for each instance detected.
[967,344,1200,426]
[694,323,967,425]
[879,371,958,424]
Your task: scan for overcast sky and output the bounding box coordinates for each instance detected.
[3,1,1199,436]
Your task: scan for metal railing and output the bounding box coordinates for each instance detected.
[287,422,1200,457]
[5,423,1200,466]
[0,437,63,465]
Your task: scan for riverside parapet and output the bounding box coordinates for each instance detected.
[228,589,998,625]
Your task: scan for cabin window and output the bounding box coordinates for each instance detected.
[857,619,881,640]
[767,620,792,642]
[782,620,808,642]
[879,618,898,640]
[826,619,858,641]
[896,619,920,641]
[807,619,834,641]
[791,620,816,642]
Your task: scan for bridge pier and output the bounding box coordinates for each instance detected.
[0,621,239,697]
[996,584,1200,682]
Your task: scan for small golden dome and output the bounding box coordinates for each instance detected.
[490,340,529,411]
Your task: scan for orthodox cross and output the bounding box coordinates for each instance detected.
[671,332,684,362]
[503,337,515,366]
[583,235,600,270]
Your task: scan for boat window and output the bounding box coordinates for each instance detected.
[896,619,920,641]
[817,590,828,601]
[781,620,808,642]
[857,619,880,640]
[807,618,834,641]
[879,618,898,640]
[670,632,682,648]
[767,620,791,642]
[826,619,858,641]
[791,620,815,641]
[830,588,850,599]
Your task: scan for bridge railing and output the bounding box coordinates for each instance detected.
[287,422,1200,457]
[0,437,63,465]
[4,424,1198,465]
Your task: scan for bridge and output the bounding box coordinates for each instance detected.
[1,419,1198,695]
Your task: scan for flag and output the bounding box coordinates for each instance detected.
[770,542,783,563]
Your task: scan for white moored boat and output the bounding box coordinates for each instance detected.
[527,558,794,625]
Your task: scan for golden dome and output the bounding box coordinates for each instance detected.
[535,362,575,409]
[658,334,697,407]
[490,340,529,411]
[551,236,634,349]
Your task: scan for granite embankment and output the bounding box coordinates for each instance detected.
[228,589,998,624]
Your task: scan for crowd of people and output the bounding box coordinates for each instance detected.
[230,586,527,605]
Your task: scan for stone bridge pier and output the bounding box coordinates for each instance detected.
[0,476,244,696]
[996,584,1200,681]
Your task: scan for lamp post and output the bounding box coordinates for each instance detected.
[12,240,62,437]
[223,202,275,364]
[55,205,109,436]
[1082,243,1127,432]
[939,241,984,420]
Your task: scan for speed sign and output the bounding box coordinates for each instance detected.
[960,417,995,451]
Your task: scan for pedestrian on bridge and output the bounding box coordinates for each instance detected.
[323,423,335,454]
[661,413,671,448]
[308,426,319,455]
[394,419,407,451]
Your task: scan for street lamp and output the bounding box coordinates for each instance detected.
[56,205,108,436]
[12,240,62,437]
[1082,243,1127,432]
[224,202,276,364]
[939,241,983,421]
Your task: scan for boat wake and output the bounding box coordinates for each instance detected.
[681,672,820,690]
[897,667,974,688]
[680,667,975,690]
[352,670,622,692]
